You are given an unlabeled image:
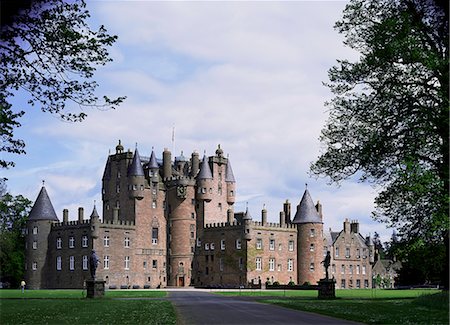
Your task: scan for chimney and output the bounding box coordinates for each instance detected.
[63,209,69,224]
[261,207,267,226]
[191,151,199,176]
[280,211,286,227]
[350,220,359,233]
[283,200,291,224]
[113,208,119,223]
[163,148,172,179]
[344,218,350,233]
[78,207,84,223]
[227,209,233,224]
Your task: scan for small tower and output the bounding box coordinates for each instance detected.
[225,157,236,205]
[196,154,213,202]
[292,188,324,285]
[25,185,59,289]
[128,148,145,200]
[148,149,159,184]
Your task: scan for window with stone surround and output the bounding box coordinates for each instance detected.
[32,241,37,249]
[269,258,275,271]
[152,228,158,245]
[341,279,346,288]
[310,262,315,271]
[210,243,215,250]
[345,247,350,258]
[356,265,360,274]
[310,229,315,237]
[103,256,110,269]
[269,239,275,251]
[288,240,294,251]
[335,247,339,257]
[310,243,314,252]
[364,279,369,288]
[152,200,157,208]
[32,226,38,235]
[287,259,293,271]
[69,236,75,248]
[236,239,241,249]
[356,279,361,288]
[356,248,360,258]
[56,237,62,249]
[219,258,224,271]
[362,265,366,275]
[205,243,209,250]
[220,239,225,250]
[82,235,88,248]
[349,265,353,274]
[124,237,130,248]
[239,257,243,270]
[103,236,110,247]
[56,256,61,271]
[32,262,37,270]
[69,256,75,270]
[82,256,88,270]
[256,238,262,249]
[341,264,345,274]
[255,257,262,271]
[124,256,130,270]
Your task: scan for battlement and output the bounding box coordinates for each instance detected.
[102,219,136,227]
[251,220,297,230]
[204,221,242,229]
[52,219,91,229]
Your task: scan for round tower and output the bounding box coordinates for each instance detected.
[128,148,145,200]
[292,188,324,285]
[225,157,236,205]
[196,154,213,202]
[25,185,59,289]
[163,148,172,179]
[148,149,160,184]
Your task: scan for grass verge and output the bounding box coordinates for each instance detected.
[0,289,166,299]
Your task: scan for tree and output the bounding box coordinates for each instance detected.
[311,0,448,287]
[1,0,126,168]
[0,190,33,287]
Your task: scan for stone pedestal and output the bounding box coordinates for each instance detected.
[317,278,336,299]
[86,280,106,298]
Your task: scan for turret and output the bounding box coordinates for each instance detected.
[128,148,145,200]
[89,205,100,239]
[175,151,187,174]
[148,149,159,183]
[191,151,199,177]
[163,148,172,179]
[25,185,59,289]
[292,188,324,285]
[196,154,213,202]
[261,206,267,226]
[243,207,252,241]
[225,157,236,205]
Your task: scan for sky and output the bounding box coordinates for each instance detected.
[3,1,393,242]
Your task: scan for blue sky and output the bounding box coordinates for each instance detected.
[3,1,392,242]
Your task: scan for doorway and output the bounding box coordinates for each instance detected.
[178,276,185,287]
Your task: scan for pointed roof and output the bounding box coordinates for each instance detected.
[225,158,235,183]
[292,189,322,224]
[148,150,158,169]
[89,205,100,218]
[128,148,145,176]
[197,154,212,179]
[243,207,252,220]
[102,156,111,180]
[28,186,59,221]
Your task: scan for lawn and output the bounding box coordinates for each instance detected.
[215,289,449,324]
[0,290,175,325]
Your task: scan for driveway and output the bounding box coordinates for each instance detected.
[169,290,361,325]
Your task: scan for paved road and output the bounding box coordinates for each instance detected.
[169,291,360,325]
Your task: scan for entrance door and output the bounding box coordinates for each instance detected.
[178,276,185,287]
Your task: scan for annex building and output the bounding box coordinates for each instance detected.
[25,141,381,289]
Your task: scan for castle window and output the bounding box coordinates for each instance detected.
[255,257,262,271]
[32,226,38,235]
[220,239,225,250]
[277,264,282,271]
[236,239,241,250]
[124,256,130,270]
[69,236,75,248]
[82,256,88,270]
[143,261,147,269]
[310,243,314,252]
[356,279,361,288]
[310,263,315,271]
[230,190,234,197]
[196,238,201,247]
[356,265,360,274]
[152,260,157,269]
[335,247,339,257]
[288,240,294,251]
[152,188,157,195]
[205,243,209,250]
[256,238,262,250]
[341,279,346,289]
[56,237,62,249]
[205,267,209,275]
[218,203,222,211]
[201,188,206,194]
[269,239,275,251]
[362,248,367,258]
[124,237,130,248]
[103,236,110,247]
[191,212,195,219]
[356,248,360,258]
[82,235,88,248]
[103,256,110,269]
[32,262,37,270]
[56,256,62,271]
[116,184,120,193]
[345,247,350,258]
[116,200,120,208]
[210,243,215,250]
[278,243,282,251]
[287,259,293,272]
[117,171,121,178]
[152,228,158,245]
[269,258,275,271]
[209,188,212,194]
[69,256,75,271]
[218,172,222,181]
[364,279,369,288]
[32,241,37,249]
[239,257,244,270]
[132,185,137,191]
[152,200,157,209]
[341,264,345,274]
[140,185,144,191]
[219,258,224,272]
[310,229,315,237]
[105,202,110,210]
[362,265,366,275]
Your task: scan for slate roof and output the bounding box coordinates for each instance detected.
[102,156,111,180]
[90,205,100,218]
[292,189,322,224]
[243,207,252,220]
[28,186,59,221]
[197,155,212,179]
[148,150,159,169]
[128,149,145,176]
[225,159,236,183]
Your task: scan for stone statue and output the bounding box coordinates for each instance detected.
[322,251,331,279]
[89,250,99,280]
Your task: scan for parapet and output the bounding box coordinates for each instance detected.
[51,219,91,229]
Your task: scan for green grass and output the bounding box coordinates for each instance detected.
[216,289,449,324]
[0,290,174,324]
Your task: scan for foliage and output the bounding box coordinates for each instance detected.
[0,192,32,287]
[0,0,126,168]
[310,0,449,286]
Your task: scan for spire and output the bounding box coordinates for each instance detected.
[225,157,235,183]
[148,149,158,169]
[89,203,100,219]
[292,188,321,224]
[243,204,252,220]
[28,186,59,221]
[128,148,145,176]
[197,154,212,179]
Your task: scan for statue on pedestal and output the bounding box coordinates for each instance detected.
[321,251,331,279]
[89,250,99,280]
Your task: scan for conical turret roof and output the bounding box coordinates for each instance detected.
[225,158,235,183]
[292,189,322,224]
[197,155,212,179]
[243,207,252,220]
[89,205,100,218]
[128,148,145,176]
[148,149,159,169]
[28,186,59,221]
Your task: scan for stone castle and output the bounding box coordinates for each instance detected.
[25,141,378,289]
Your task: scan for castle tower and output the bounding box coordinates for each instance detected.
[196,154,213,202]
[292,188,324,285]
[128,148,145,200]
[25,185,59,289]
[225,157,236,206]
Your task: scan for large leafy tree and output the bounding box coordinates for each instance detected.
[0,188,33,288]
[1,0,125,168]
[311,0,448,287]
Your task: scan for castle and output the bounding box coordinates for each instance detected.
[25,141,378,289]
